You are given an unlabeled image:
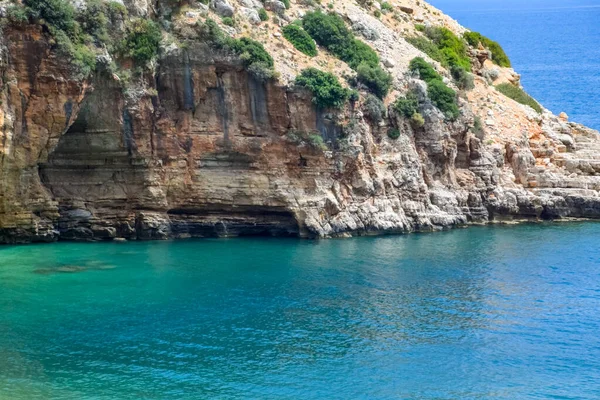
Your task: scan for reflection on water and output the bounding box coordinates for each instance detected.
[0,223,600,399]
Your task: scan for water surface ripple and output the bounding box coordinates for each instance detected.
[1,224,599,399]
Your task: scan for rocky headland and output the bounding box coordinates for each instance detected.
[0,0,599,243]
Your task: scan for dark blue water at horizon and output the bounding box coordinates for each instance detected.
[428,0,600,131]
[1,223,600,399]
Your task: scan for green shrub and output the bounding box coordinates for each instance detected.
[356,62,392,98]
[345,39,380,70]
[387,128,400,140]
[120,19,162,64]
[409,57,459,120]
[381,2,393,11]
[258,8,269,21]
[495,83,542,113]
[287,130,328,150]
[24,0,78,38]
[406,26,470,70]
[301,11,391,98]
[221,16,235,26]
[77,0,110,45]
[197,18,228,46]
[283,24,317,56]
[362,94,386,123]
[229,37,274,68]
[302,11,379,69]
[405,36,444,64]
[247,62,278,81]
[393,91,419,118]
[451,65,474,91]
[373,9,381,18]
[282,0,290,9]
[464,31,511,68]
[427,79,459,120]
[18,0,117,76]
[308,133,327,150]
[409,57,442,82]
[410,112,425,127]
[107,1,128,19]
[6,4,30,23]
[196,20,277,81]
[295,68,349,109]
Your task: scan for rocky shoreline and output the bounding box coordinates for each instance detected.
[1,1,599,244]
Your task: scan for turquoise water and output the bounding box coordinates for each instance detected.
[429,0,600,130]
[1,224,600,399]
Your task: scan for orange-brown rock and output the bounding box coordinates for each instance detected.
[1,16,600,243]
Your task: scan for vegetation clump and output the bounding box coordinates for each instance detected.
[258,8,269,21]
[362,94,387,123]
[406,26,471,70]
[120,19,162,65]
[283,24,317,56]
[295,68,349,109]
[6,0,132,76]
[393,90,419,117]
[495,83,542,113]
[393,90,424,128]
[463,31,511,67]
[409,57,460,120]
[301,11,392,99]
[356,62,393,98]
[302,11,379,69]
[451,65,474,91]
[287,130,328,151]
[387,128,400,140]
[196,20,277,81]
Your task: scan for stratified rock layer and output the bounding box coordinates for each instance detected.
[1,11,600,243]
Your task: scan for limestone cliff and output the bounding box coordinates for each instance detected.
[0,0,599,243]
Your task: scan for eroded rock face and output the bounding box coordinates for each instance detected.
[1,25,600,243]
[0,25,88,243]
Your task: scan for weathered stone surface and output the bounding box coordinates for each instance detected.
[212,0,235,17]
[1,8,600,244]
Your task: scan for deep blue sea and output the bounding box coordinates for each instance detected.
[429,0,600,130]
[1,224,600,399]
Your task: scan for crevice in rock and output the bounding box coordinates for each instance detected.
[167,206,300,237]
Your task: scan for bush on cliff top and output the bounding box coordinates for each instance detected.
[295,68,349,109]
[24,0,78,37]
[196,20,277,81]
[495,83,542,113]
[464,31,511,68]
[8,0,131,77]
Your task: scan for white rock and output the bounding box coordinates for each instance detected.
[240,7,261,24]
[383,58,396,68]
[212,0,234,17]
[265,0,286,15]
